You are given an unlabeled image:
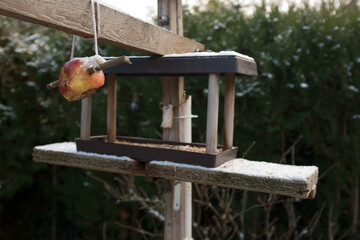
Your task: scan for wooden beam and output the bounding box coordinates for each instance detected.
[223,73,236,150]
[33,143,146,176]
[32,142,319,199]
[107,74,117,143]
[206,73,220,153]
[0,0,204,55]
[147,160,319,199]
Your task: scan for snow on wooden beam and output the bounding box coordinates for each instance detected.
[33,142,146,176]
[33,142,318,199]
[147,160,318,199]
[0,0,204,55]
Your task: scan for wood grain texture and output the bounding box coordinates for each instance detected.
[0,0,204,55]
[33,144,145,176]
[107,74,117,143]
[158,1,185,239]
[147,160,319,199]
[223,73,236,150]
[32,142,319,199]
[206,73,220,153]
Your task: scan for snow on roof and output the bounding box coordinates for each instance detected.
[163,51,255,61]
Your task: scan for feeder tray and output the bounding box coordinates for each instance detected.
[76,136,238,168]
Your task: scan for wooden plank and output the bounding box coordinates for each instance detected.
[33,142,145,176]
[206,73,220,153]
[147,159,319,199]
[32,142,319,199]
[223,73,236,150]
[106,74,117,143]
[0,0,204,55]
[80,97,92,140]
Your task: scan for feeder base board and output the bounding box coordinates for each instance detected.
[76,136,238,168]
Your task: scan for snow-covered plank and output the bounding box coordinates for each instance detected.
[0,0,204,55]
[147,160,318,199]
[33,142,318,199]
[33,142,145,176]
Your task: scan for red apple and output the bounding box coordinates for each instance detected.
[58,58,105,101]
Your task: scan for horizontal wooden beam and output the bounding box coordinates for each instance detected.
[33,142,318,199]
[33,142,146,176]
[0,0,204,55]
[147,160,318,199]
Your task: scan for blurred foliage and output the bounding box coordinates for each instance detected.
[0,0,360,239]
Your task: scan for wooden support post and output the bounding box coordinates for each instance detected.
[107,74,117,143]
[223,73,236,150]
[158,0,186,239]
[206,73,220,153]
[182,96,193,240]
[80,97,92,140]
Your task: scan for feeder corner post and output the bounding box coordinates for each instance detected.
[158,0,189,239]
[80,97,92,140]
[107,74,117,143]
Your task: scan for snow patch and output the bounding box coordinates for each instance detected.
[348,85,359,92]
[300,83,309,88]
[35,142,134,161]
[150,159,318,182]
[163,51,254,61]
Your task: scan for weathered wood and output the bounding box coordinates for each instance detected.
[206,73,220,153]
[107,74,117,143]
[158,0,185,239]
[32,142,319,199]
[80,97,92,140]
[147,159,319,199]
[0,0,204,55]
[162,77,185,142]
[223,73,236,150]
[33,142,145,176]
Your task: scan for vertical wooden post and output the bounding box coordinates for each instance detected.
[182,95,192,240]
[223,73,236,150]
[80,97,92,140]
[107,74,117,143]
[158,1,186,239]
[206,73,220,153]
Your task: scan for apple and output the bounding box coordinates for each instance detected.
[58,58,105,101]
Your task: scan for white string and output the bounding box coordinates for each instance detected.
[70,35,76,60]
[90,0,99,55]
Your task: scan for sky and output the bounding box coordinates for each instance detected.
[97,0,326,23]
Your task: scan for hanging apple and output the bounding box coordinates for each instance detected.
[57,58,105,101]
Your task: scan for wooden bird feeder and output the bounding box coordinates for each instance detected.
[0,0,319,239]
[74,52,257,167]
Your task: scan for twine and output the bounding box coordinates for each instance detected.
[90,0,100,55]
[70,35,76,60]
